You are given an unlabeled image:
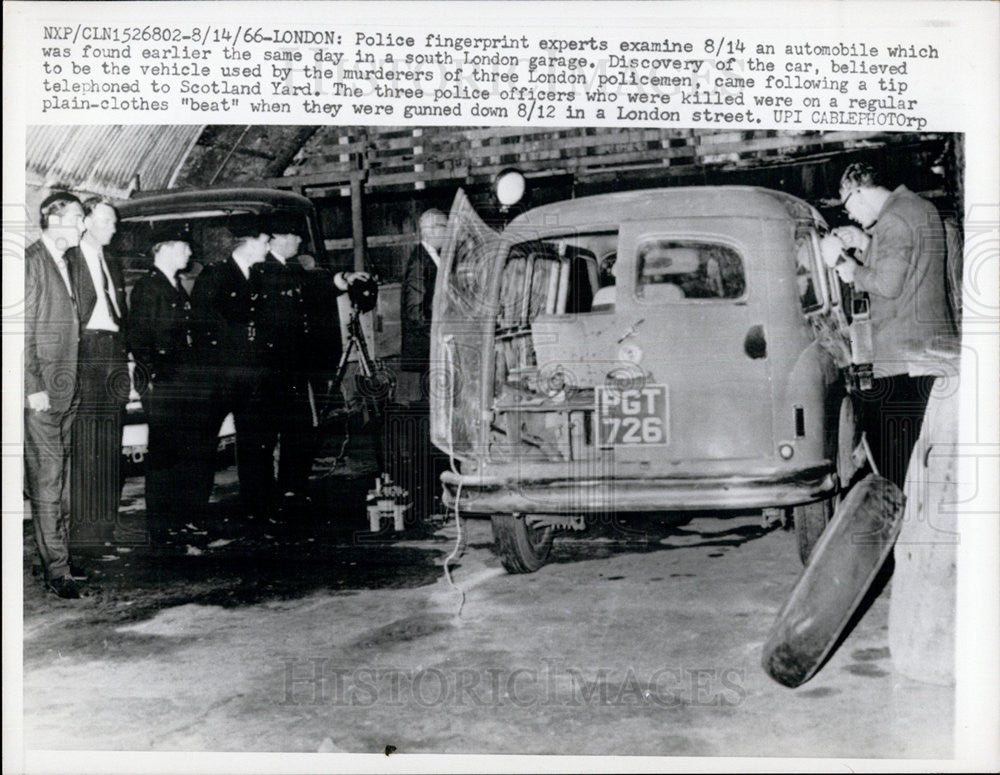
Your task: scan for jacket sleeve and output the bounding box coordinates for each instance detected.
[854,212,912,300]
[190,265,224,345]
[23,248,45,397]
[126,280,157,371]
[401,247,429,331]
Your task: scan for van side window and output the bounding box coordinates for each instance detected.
[794,226,826,314]
[499,233,614,319]
[636,240,745,301]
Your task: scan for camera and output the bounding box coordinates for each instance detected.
[347,274,378,313]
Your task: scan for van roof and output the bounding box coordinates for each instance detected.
[504,186,824,233]
[118,188,314,219]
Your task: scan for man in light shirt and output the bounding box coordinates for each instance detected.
[67,197,129,552]
[24,191,85,598]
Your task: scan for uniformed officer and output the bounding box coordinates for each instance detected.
[250,228,317,512]
[190,228,272,520]
[127,231,198,544]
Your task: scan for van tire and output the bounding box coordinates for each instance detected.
[491,514,554,573]
[793,498,834,565]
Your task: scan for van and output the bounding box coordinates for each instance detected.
[430,186,858,572]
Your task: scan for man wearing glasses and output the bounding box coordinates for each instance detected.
[827,162,953,488]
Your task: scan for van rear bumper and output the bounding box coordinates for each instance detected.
[440,465,836,514]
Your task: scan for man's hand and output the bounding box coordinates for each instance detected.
[820,234,846,268]
[832,225,870,252]
[27,391,51,412]
[835,257,859,284]
[334,271,373,290]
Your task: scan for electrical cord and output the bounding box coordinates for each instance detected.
[441,336,466,617]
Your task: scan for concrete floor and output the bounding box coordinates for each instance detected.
[21,450,954,759]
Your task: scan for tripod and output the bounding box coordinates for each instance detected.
[319,305,394,473]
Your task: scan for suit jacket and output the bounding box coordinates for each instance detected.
[400,243,437,371]
[24,239,79,412]
[127,268,193,385]
[853,185,952,376]
[66,243,126,332]
[190,257,257,369]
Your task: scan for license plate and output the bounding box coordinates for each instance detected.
[595,384,669,446]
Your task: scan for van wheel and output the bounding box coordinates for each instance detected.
[491,514,554,573]
[793,499,834,565]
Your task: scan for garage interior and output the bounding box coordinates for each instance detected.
[21,126,960,757]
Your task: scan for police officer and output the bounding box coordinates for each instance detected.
[250,226,318,512]
[190,228,272,520]
[127,230,198,545]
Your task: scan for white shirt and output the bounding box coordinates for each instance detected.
[40,233,75,300]
[155,264,178,289]
[421,240,442,268]
[79,240,121,331]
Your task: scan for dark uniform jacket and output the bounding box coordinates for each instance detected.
[127,268,193,385]
[24,239,79,412]
[296,263,343,380]
[189,257,257,369]
[248,254,311,373]
[400,243,437,371]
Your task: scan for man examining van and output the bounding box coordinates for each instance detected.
[830,162,952,488]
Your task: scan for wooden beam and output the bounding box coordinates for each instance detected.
[350,170,366,272]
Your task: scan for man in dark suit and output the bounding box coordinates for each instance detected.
[24,192,85,598]
[190,230,272,520]
[127,232,198,545]
[395,209,449,522]
[400,209,447,391]
[67,197,129,553]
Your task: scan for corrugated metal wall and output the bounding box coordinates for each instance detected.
[25,126,203,198]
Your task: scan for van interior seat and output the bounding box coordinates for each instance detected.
[645,283,686,303]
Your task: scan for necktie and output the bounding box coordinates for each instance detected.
[98,251,121,325]
[56,253,76,305]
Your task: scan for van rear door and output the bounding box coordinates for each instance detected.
[611,219,774,464]
[429,190,499,462]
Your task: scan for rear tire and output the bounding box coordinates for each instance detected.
[793,498,835,565]
[491,514,554,573]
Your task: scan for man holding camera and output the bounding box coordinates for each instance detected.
[251,225,372,515]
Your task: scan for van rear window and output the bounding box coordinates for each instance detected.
[636,240,745,301]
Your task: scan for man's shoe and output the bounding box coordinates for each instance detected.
[45,576,82,599]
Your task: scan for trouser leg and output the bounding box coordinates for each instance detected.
[71,334,127,549]
[25,406,73,579]
[858,374,935,490]
[276,376,316,497]
[233,369,276,518]
[143,384,187,540]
